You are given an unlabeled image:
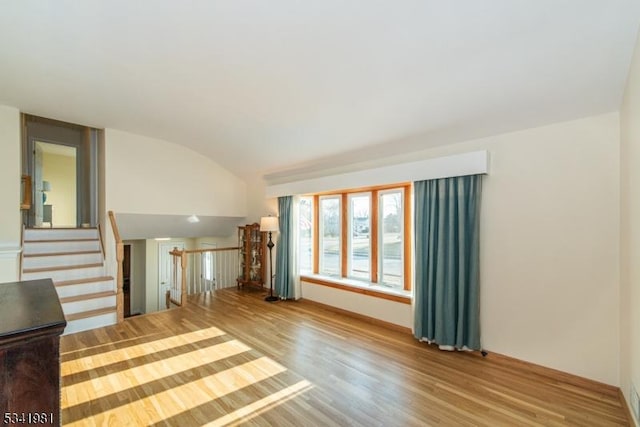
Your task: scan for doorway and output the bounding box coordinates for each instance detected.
[22,114,99,228]
[123,244,131,318]
[33,141,77,227]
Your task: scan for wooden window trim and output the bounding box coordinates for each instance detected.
[307,183,411,291]
[341,193,348,278]
[313,195,319,273]
[301,275,411,304]
[371,189,379,283]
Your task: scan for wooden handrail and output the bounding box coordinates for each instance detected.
[108,210,122,244]
[108,210,124,323]
[20,175,32,210]
[170,246,240,255]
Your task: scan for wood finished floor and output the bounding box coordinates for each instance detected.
[60,288,629,426]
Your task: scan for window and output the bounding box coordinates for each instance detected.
[319,196,341,276]
[299,196,313,273]
[348,193,371,280]
[379,189,403,288]
[300,184,410,294]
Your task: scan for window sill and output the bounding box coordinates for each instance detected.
[300,274,412,304]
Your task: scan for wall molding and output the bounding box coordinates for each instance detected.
[0,246,21,259]
[266,150,489,197]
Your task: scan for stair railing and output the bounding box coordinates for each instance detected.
[108,211,124,323]
[168,246,240,307]
[97,223,106,260]
[18,224,25,280]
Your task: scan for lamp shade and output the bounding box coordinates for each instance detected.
[260,216,279,232]
[42,181,51,192]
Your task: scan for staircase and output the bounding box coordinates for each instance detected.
[21,228,117,335]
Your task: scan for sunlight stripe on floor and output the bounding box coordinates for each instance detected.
[63,357,288,427]
[62,339,251,407]
[205,380,314,426]
[62,326,227,374]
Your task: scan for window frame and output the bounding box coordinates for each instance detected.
[298,196,314,274]
[347,192,372,282]
[318,194,342,277]
[304,183,411,298]
[378,187,405,289]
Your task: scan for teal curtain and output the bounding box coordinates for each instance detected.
[274,196,295,299]
[414,174,482,350]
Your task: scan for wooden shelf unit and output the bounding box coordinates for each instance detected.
[237,223,266,289]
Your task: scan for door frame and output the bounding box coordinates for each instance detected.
[22,115,99,228]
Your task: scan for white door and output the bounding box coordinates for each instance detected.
[201,243,217,292]
[158,242,184,311]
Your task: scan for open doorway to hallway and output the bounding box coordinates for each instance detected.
[33,141,77,227]
[22,114,99,228]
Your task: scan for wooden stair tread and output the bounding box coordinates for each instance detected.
[60,291,115,304]
[24,238,99,243]
[23,262,103,273]
[55,276,114,287]
[26,227,97,230]
[66,306,116,322]
[23,250,101,258]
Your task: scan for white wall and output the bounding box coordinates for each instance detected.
[276,112,621,386]
[0,105,21,283]
[301,281,413,328]
[144,239,158,313]
[475,113,620,387]
[247,173,277,221]
[42,151,76,227]
[620,28,640,424]
[104,128,247,217]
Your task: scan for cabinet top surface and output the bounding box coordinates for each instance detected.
[0,278,67,339]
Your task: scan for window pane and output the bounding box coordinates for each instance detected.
[320,196,340,275]
[380,191,403,288]
[298,197,313,273]
[348,194,370,280]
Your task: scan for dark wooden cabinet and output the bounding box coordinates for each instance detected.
[0,279,67,426]
[237,223,266,289]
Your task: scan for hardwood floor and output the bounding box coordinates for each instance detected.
[60,288,630,426]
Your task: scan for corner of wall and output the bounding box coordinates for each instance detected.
[619,23,640,423]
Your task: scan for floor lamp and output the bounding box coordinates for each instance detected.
[260,216,279,302]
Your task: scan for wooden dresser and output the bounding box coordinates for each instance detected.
[0,279,67,426]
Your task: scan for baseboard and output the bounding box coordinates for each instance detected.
[620,389,639,427]
[298,297,412,334]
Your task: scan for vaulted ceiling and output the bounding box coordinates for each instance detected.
[1,1,639,182]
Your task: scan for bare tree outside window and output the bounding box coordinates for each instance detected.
[320,197,341,275]
[380,191,403,288]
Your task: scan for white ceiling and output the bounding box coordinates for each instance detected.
[1,1,639,182]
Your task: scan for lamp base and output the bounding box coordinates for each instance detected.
[264,295,279,302]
